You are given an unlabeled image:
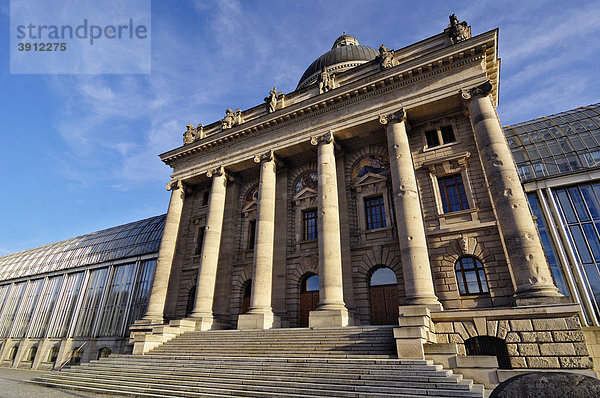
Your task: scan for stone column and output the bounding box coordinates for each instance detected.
[461,81,563,304]
[380,110,441,308]
[189,166,228,330]
[309,132,349,328]
[141,180,186,324]
[238,150,279,329]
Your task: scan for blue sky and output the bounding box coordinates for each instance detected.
[1,0,599,255]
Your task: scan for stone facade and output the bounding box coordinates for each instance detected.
[132,16,594,380]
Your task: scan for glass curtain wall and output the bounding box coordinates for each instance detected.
[552,183,600,316]
[98,263,136,336]
[73,268,110,337]
[0,282,26,336]
[11,279,44,337]
[126,259,156,330]
[47,272,85,337]
[28,275,64,338]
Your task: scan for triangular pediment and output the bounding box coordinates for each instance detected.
[353,172,388,188]
[242,201,257,213]
[293,187,318,201]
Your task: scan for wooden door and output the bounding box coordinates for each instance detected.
[299,291,319,327]
[369,284,399,325]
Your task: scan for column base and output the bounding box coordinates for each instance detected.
[309,308,349,328]
[514,285,568,306]
[238,311,280,330]
[187,314,215,331]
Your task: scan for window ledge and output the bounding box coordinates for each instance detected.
[423,140,461,153]
[438,207,478,218]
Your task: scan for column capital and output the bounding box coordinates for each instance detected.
[310,131,334,146]
[379,108,406,125]
[460,80,493,101]
[166,179,190,193]
[253,149,276,164]
[206,166,234,181]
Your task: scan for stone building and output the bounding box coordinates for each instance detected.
[2,15,599,393]
[130,17,594,379]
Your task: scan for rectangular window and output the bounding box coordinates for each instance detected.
[303,209,317,241]
[248,220,256,249]
[425,125,456,149]
[73,267,109,337]
[438,174,469,213]
[28,275,63,338]
[201,191,210,206]
[364,196,386,230]
[126,259,156,331]
[98,263,136,337]
[47,272,85,338]
[194,226,205,255]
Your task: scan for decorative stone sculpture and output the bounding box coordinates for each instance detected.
[448,14,470,44]
[183,123,195,145]
[221,109,235,130]
[183,123,205,145]
[234,109,244,125]
[265,87,284,113]
[378,44,397,69]
[318,67,336,94]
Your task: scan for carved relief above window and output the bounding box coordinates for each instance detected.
[351,155,393,242]
[293,171,318,248]
[422,152,479,229]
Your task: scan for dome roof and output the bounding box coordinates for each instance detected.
[297,34,378,89]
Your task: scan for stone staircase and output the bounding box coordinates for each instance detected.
[31,326,485,397]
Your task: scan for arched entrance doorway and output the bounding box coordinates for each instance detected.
[299,273,319,327]
[241,280,252,315]
[369,267,399,325]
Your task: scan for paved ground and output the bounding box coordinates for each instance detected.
[0,367,118,398]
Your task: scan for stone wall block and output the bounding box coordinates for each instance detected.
[454,322,470,340]
[565,316,582,330]
[487,320,498,337]
[532,318,567,331]
[436,334,449,344]
[574,342,590,356]
[497,320,510,339]
[474,317,487,336]
[539,342,576,356]
[449,334,464,344]
[509,319,533,332]
[506,343,519,356]
[518,343,541,356]
[559,356,593,369]
[435,322,454,333]
[463,321,477,338]
[520,331,553,343]
[526,356,560,368]
[552,330,585,342]
[505,332,521,343]
[510,356,527,368]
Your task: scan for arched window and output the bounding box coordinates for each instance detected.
[27,346,37,362]
[455,256,489,295]
[241,280,252,315]
[8,345,18,361]
[370,267,397,286]
[69,348,83,365]
[185,285,196,317]
[97,347,111,360]
[302,274,319,292]
[465,336,511,369]
[48,346,59,363]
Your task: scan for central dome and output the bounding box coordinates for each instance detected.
[297,34,379,89]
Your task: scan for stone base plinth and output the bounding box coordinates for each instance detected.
[237,311,280,330]
[308,308,349,328]
[186,315,215,331]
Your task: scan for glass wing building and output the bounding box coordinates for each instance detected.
[0,215,165,370]
[505,102,600,325]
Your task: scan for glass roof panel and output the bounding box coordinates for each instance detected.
[0,215,165,282]
[505,103,600,183]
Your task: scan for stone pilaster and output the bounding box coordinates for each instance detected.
[140,180,186,324]
[189,166,228,330]
[380,110,441,308]
[309,132,349,328]
[461,81,563,304]
[238,150,279,329]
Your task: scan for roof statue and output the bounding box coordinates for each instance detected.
[448,14,470,44]
[183,123,204,145]
[221,109,235,130]
[265,86,284,113]
[378,44,397,69]
[318,66,336,94]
